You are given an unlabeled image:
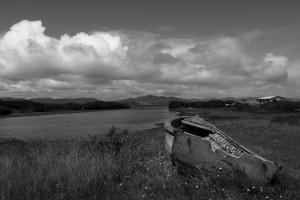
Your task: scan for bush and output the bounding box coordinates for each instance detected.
[169,100,228,110]
[0,105,12,115]
[261,101,300,113]
[233,102,250,111]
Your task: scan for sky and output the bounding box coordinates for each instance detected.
[0,0,300,100]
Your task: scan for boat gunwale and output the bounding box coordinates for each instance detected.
[165,116,276,162]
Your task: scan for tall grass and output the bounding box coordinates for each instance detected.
[0,123,299,199]
[271,115,300,126]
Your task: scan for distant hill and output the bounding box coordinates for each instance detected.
[117,95,266,106]
[29,98,99,104]
[117,95,200,106]
[118,95,271,107]
[0,97,24,101]
[2,96,298,107]
[221,97,238,101]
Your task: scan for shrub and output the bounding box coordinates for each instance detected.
[0,105,12,115]
[261,101,300,113]
[169,100,228,110]
[233,102,250,111]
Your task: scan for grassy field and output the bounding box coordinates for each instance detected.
[0,109,300,199]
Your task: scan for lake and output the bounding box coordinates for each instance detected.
[0,108,178,139]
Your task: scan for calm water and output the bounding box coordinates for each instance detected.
[0,108,178,139]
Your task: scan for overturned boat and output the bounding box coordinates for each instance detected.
[164,115,281,180]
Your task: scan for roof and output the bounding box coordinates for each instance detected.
[257,96,285,100]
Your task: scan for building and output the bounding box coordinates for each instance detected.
[256,96,285,104]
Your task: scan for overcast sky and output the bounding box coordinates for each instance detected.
[0,0,300,100]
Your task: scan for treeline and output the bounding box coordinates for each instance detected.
[0,100,129,116]
[169,100,300,113]
[168,100,234,110]
[260,101,300,112]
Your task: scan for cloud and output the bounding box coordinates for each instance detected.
[36,79,74,90]
[156,25,174,32]
[262,53,288,83]
[0,20,294,99]
[0,20,128,81]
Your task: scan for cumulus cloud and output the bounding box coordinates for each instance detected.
[0,20,128,81]
[0,20,293,99]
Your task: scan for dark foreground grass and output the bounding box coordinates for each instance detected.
[1,122,300,200]
[271,115,300,126]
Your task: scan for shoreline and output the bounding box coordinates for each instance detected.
[0,108,176,140]
[0,106,172,119]
[0,108,130,119]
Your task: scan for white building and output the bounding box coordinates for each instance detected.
[256,96,285,104]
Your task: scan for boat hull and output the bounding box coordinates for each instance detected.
[164,116,281,181]
[165,131,175,156]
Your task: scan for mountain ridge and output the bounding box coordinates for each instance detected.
[28,98,99,104]
[1,95,299,106]
[116,95,199,106]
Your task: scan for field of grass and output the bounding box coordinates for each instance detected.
[1,109,300,199]
[271,115,300,126]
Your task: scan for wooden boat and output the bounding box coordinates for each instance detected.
[164,115,282,180]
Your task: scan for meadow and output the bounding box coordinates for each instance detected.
[0,109,299,199]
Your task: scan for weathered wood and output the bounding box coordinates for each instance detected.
[165,132,174,155]
[164,116,282,181]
